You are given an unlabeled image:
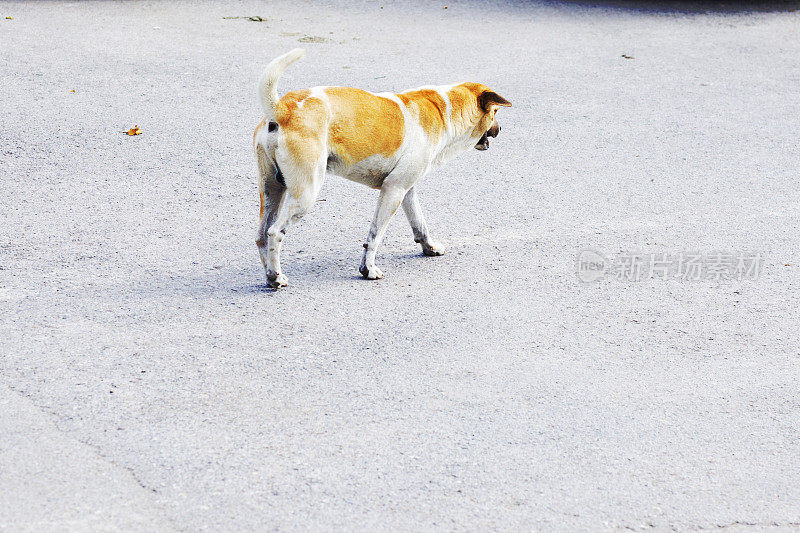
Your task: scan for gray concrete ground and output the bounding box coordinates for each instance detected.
[2,0,799,531]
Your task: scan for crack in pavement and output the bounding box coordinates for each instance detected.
[0,381,182,531]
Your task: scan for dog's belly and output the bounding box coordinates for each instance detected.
[327,153,396,189]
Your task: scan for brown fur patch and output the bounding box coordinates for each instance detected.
[397,89,445,143]
[325,87,404,164]
[275,89,312,125]
[460,82,489,94]
[447,84,481,131]
[259,192,265,219]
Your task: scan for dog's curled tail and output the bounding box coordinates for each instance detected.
[258,48,306,121]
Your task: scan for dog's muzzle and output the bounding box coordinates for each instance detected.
[475,121,501,151]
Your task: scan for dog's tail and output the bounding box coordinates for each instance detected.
[258,48,306,121]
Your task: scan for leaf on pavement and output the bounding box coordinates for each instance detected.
[123,125,142,136]
[298,35,328,43]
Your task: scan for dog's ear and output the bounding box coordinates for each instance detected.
[479,90,512,111]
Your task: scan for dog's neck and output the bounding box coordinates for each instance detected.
[430,108,483,168]
[431,131,479,168]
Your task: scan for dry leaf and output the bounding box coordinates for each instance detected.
[298,35,328,43]
[5,16,12,20]
[621,54,634,59]
[123,125,142,136]
[70,89,76,93]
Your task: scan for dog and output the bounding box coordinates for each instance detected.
[253,49,511,288]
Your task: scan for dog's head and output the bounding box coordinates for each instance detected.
[469,86,512,151]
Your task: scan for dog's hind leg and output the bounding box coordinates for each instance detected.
[256,182,286,277]
[255,146,287,284]
[401,186,445,257]
[263,152,327,288]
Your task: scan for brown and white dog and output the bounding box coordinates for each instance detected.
[253,49,511,288]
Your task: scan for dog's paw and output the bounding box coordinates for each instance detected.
[267,272,289,288]
[359,264,384,280]
[422,241,446,256]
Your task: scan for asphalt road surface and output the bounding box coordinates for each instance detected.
[2,1,799,530]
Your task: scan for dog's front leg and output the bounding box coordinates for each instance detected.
[401,187,445,257]
[360,183,408,279]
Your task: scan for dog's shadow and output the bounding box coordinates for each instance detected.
[111,234,449,302]
[142,251,434,298]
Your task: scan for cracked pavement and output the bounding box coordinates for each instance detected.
[1,0,799,531]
